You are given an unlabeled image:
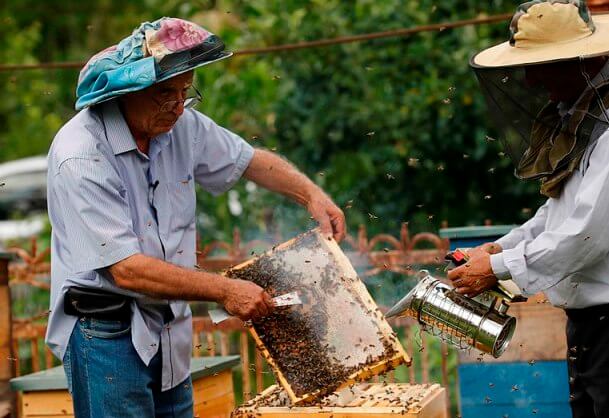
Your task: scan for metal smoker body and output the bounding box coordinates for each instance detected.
[386,269,522,358]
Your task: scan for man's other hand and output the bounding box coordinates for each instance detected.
[307,192,346,242]
[221,279,275,321]
[477,242,503,254]
[447,247,498,297]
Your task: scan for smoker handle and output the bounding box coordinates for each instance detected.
[444,250,468,268]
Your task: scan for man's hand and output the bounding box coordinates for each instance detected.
[477,242,503,255]
[307,191,346,242]
[221,279,275,321]
[447,247,498,297]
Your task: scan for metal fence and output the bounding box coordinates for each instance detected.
[1,224,459,416]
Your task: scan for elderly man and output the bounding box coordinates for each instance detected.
[45,18,345,417]
[448,1,609,416]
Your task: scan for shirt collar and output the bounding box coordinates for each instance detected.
[100,100,138,155]
[149,133,171,161]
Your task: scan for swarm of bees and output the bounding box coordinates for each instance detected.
[226,231,401,400]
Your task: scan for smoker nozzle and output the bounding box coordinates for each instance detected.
[385,294,411,319]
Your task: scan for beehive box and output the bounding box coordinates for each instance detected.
[10,356,240,418]
[226,229,410,404]
[232,383,448,418]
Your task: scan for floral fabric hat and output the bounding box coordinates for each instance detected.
[75,17,231,110]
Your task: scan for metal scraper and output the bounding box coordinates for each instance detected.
[209,291,303,324]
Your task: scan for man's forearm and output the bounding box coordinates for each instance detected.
[243,148,322,205]
[243,148,346,242]
[109,253,229,302]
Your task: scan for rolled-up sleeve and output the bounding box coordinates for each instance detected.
[191,111,254,195]
[55,156,140,274]
[498,130,609,295]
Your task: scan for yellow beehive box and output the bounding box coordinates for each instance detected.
[232,383,448,418]
[11,356,238,418]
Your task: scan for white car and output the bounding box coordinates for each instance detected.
[0,156,48,245]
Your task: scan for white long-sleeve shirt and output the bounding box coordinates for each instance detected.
[490,119,609,309]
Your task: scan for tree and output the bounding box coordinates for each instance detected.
[0,0,545,243]
[232,0,544,236]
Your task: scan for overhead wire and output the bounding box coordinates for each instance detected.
[0,13,513,72]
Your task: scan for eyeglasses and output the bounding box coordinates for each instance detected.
[152,85,203,113]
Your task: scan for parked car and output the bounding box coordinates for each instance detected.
[0,156,48,245]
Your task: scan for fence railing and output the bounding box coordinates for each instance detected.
[3,224,458,415]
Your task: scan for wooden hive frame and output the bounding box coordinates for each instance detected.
[228,229,411,405]
[232,382,447,417]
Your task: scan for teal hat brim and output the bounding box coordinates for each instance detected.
[75,51,232,110]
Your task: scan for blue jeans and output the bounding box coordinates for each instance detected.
[63,317,193,418]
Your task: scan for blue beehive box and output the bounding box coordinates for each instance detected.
[439,225,516,251]
[459,361,570,418]
[439,226,571,418]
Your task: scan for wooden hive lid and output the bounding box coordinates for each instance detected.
[233,383,447,417]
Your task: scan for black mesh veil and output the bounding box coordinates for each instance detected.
[472,65,550,176]
[471,58,609,184]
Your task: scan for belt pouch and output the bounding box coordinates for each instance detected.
[64,286,131,319]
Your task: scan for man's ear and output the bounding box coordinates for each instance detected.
[116,95,127,114]
[117,92,139,115]
[116,94,128,109]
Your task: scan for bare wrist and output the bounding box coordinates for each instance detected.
[305,186,327,206]
[218,276,233,304]
[199,272,232,303]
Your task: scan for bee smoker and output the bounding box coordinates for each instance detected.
[385,250,526,358]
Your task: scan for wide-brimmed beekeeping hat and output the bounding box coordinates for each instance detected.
[473,0,609,68]
[470,1,609,198]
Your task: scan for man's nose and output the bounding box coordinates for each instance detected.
[172,100,185,115]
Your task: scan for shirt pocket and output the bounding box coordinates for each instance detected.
[165,176,196,232]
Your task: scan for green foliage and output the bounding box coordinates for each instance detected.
[0,16,64,161]
[0,0,545,245]
[231,0,545,237]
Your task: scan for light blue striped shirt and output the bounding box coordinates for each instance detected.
[45,100,254,390]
